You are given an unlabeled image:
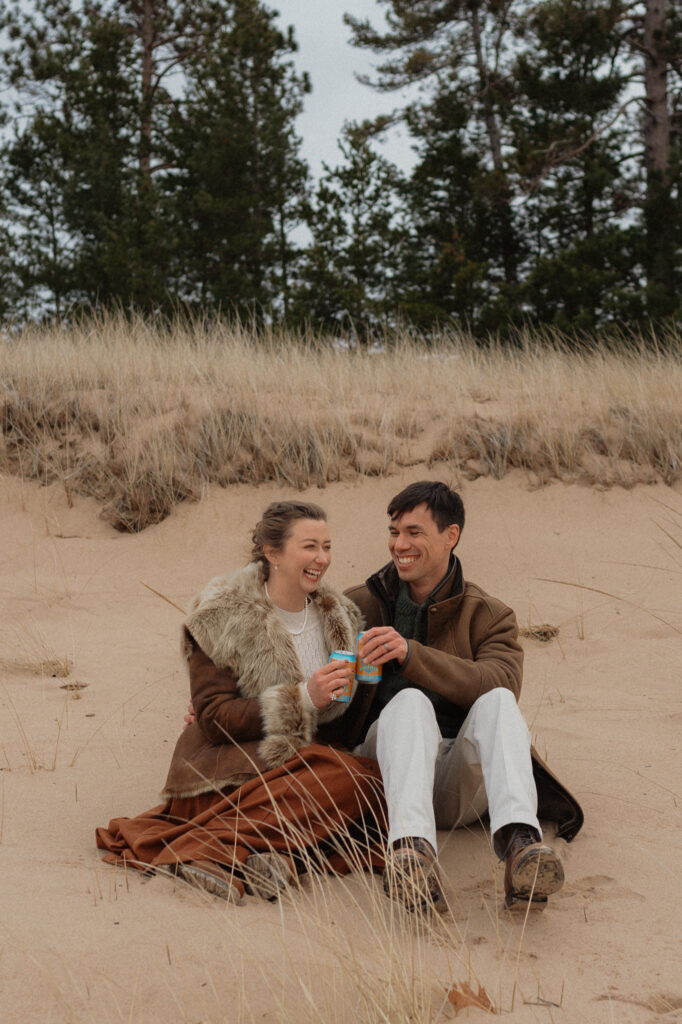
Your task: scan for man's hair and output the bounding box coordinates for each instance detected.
[387,481,465,534]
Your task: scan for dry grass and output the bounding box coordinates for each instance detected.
[89,765,530,1024]
[519,623,560,642]
[1,315,680,530]
[0,621,72,678]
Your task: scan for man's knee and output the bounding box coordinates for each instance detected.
[471,688,529,736]
[475,688,517,712]
[380,687,436,720]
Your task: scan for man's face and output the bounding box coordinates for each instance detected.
[388,503,460,600]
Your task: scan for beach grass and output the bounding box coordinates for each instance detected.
[87,769,529,1023]
[1,315,680,530]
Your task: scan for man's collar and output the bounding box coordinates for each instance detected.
[370,553,463,607]
[421,553,462,606]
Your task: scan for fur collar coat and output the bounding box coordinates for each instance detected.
[162,562,363,798]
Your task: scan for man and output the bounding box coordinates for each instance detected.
[327,480,583,914]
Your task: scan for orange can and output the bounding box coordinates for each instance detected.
[355,632,382,684]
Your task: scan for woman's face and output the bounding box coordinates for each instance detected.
[268,518,332,597]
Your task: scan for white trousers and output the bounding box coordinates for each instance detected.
[354,687,540,858]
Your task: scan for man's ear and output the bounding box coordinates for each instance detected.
[448,524,460,551]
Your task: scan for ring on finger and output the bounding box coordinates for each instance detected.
[383,642,390,652]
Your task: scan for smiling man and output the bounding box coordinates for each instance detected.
[339,481,583,915]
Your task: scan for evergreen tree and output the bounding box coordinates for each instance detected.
[0,0,310,318]
[291,124,406,340]
[346,0,682,331]
[513,0,682,325]
[0,1,183,313]
[0,188,21,320]
[163,0,310,318]
[2,112,75,317]
[397,85,527,331]
[345,0,526,330]
[511,0,641,328]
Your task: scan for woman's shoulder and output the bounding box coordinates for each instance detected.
[313,580,364,634]
[182,564,267,663]
[188,562,262,615]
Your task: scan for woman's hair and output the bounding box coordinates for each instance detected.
[251,500,327,579]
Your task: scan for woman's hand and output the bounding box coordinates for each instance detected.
[358,626,408,667]
[182,699,196,731]
[306,659,354,709]
[184,659,352,727]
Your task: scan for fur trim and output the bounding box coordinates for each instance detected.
[182,562,363,771]
[258,681,316,767]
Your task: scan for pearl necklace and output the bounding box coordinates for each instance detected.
[264,581,310,636]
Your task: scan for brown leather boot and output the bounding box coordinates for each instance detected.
[243,851,296,901]
[383,837,449,915]
[177,860,245,904]
[502,825,564,910]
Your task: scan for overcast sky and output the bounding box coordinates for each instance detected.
[269,0,418,178]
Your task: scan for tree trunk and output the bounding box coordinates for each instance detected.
[278,201,289,319]
[139,0,155,182]
[470,4,504,174]
[642,0,674,315]
[643,0,670,178]
[470,3,518,287]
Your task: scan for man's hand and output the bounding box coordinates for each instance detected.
[358,626,408,667]
[183,699,196,730]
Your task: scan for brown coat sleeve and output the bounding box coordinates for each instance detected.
[346,581,523,711]
[189,642,264,745]
[401,603,523,710]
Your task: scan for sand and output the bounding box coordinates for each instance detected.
[0,468,680,1023]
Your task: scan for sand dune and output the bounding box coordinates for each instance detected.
[0,468,680,1022]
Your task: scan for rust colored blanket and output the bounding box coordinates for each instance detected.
[96,744,386,893]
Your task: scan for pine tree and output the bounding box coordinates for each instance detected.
[636,0,681,316]
[0,187,20,320]
[163,0,310,318]
[513,0,682,325]
[345,0,682,330]
[0,0,310,318]
[345,0,526,329]
[0,1,175,313]
[510,0,640,328]
[291,123,406,341]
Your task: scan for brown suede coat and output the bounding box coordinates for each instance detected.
[318,558,584,842]
[162,563,362,798]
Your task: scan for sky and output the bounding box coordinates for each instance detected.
[268,0,418,179]
[6,0,417,181]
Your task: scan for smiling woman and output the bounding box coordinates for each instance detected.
[259,506,332,605]
[95,501,386,903]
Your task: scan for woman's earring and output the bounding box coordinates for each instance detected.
[273,565,278,570]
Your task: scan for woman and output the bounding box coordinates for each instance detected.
[96,501,386,904]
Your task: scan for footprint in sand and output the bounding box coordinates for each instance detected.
[570,875,646,901]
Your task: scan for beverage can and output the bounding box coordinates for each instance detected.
[328,649,355,702]
[355,632,383,684]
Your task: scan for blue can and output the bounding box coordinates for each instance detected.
[328,649,355,702]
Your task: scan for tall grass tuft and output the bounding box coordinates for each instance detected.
[131,756,509,1023]
[1,315,680,530]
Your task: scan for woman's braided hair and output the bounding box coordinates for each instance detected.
[251,500,327,580]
